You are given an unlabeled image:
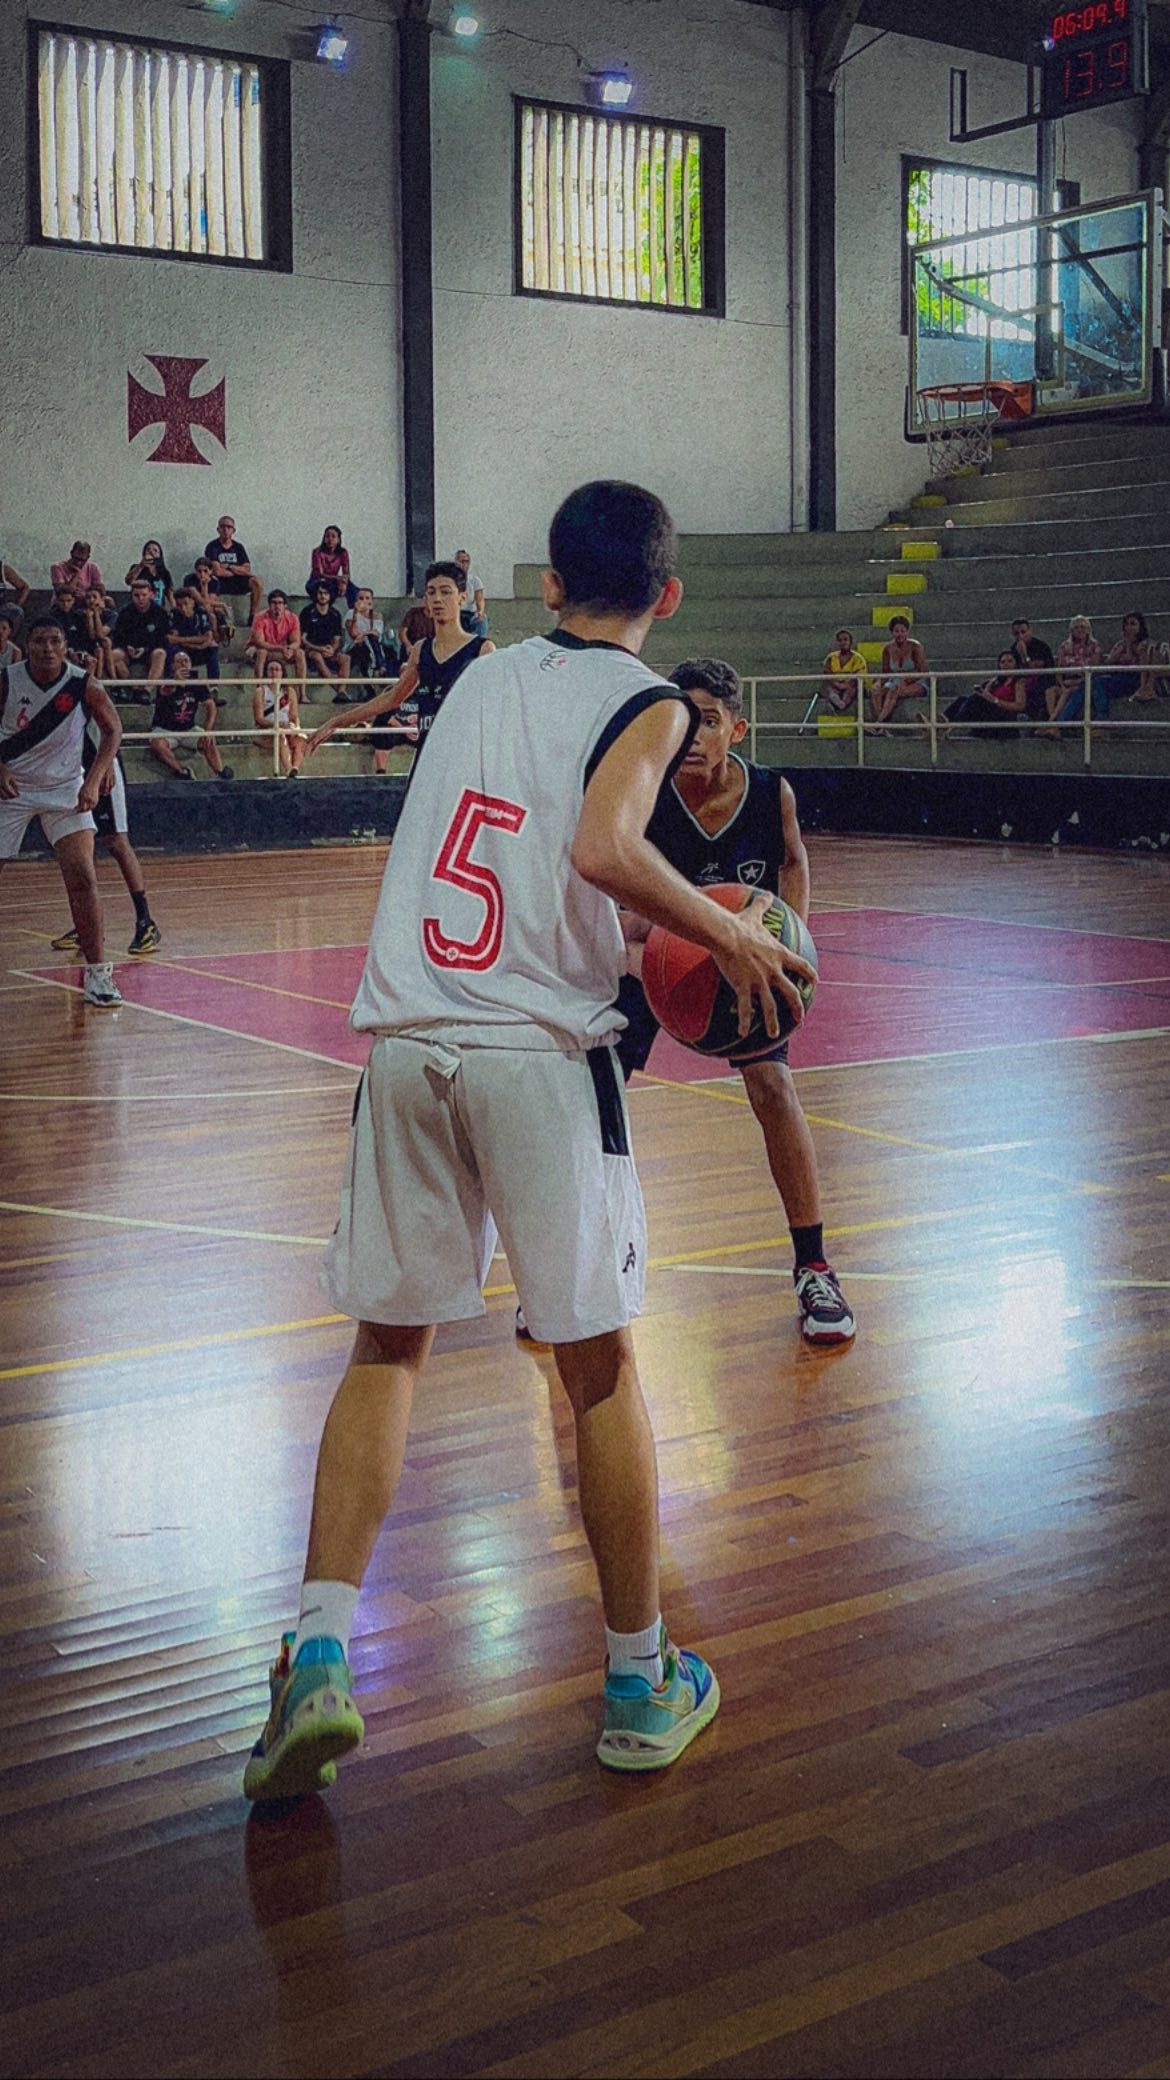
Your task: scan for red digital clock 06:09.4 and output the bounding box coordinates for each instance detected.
[1039,0,1144,116]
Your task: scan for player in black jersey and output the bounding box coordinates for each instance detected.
[619,659,855,1347]
[304,562,495,771]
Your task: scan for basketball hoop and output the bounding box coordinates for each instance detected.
[924,417,994,478]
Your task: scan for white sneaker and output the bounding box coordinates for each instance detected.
[82,963,122,1008]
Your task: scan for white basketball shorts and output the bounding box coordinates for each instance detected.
[0,800,94,860]
[322,1035,647,1344]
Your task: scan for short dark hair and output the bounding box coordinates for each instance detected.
[888,614,911,631]
[27,616,67,639]
[173,588,193,604]
[669,657,743,716]
[130,575,152,589]
[268,588,287,602]
[54,583,76,597]
[549,480,677,615]
[424,561,467,593]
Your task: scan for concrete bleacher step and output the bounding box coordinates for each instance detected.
[941,454,1170,504]
[922,481,1170,527]
[994,425,1170,470]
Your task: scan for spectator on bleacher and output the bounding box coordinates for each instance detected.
[1050,615,1106,727]
[396,602,432,669]
[1101,612,1158,706]
[820,628,868,714]
[169,588,220,681]
[346,587,389,686]
[1008,617,1057,722]
[125,540,174,611]
[0,609,22,668]
[183,560,234,649]
[299,583,350,694]
[48,583,93,668]
[1,553,30,612]
[870,616,930,729]
[249,589,305,687]
[149,652,233,782]
[945,652,1028,736]
[111,578,169,687]
[454,549,488,638]
[204,516,263,620]
[49,541,99,600]
[306,525,354,607]
[253,657,306,776]
[83,587,116,681]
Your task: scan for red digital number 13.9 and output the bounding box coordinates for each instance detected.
[422,787,528,972]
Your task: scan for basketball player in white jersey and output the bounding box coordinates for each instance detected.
[244,482,815,1801]
[0,618,123,1006]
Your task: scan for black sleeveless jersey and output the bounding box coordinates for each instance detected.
[404,633,488,753]
[646,754,786,893]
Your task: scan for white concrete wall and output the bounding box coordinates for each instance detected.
[834,30,1145,531]
[430,0,796,593]
[0,0,403,595]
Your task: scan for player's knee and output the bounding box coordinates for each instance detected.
[742,1059,796,1118]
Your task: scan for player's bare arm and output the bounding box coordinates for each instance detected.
[777,778,810,922]
[571,702,813,1038]
[305,665,419,757]
[78,679,122,810]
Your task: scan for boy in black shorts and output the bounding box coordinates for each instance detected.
[617,658,855,1347]
[51,718,161,956]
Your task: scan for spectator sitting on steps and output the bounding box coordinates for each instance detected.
[820,628,868,713]
[870,615,929,729]
[149,652,233,781]
[253,657,306,777]
[125,540,174,611]
[1047,614,1105,730]
[346,588,389,687]
[1101,611,1159,707]
[1008,616,1057,723]
[48,584,93,669]
[299,584,351,695]
[111,579,170,687]
[454,549,488,638]
[249,589,306,688]
[204,516,263,620]
[183,560,234,650]
[307,525,354,607]
[0,609,22,668]
[83,588,116,681]
[49,541,100,600]
[945,652,1028,736]
[169,588,220,681]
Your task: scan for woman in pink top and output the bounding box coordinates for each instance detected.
[306,525,354,607]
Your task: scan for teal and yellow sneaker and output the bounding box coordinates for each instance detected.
[597,1635,720,1773]
[243,1634,364,1802]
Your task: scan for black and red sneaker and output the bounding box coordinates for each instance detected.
[793,1263,856,1346]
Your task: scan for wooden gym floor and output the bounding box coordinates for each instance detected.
[1,835,1169,2080]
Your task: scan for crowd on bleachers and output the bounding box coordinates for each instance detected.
[820,609,1170,736]
[0,520,493,779]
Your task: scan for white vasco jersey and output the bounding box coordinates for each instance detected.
[351,632,695,1051]
[0,660,88,809]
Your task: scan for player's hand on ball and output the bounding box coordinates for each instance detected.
[717,891,814,1038]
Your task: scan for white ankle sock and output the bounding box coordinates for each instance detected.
[605,1615,664,1686]
[293,1580,359,1659]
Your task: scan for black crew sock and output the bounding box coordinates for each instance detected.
[791,1222,825,1271]
[132,890,151,928]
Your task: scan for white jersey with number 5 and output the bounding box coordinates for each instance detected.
[350,632,693,1050]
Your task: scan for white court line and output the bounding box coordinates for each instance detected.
[817,903,1170,949]
[0,1199,327,1248]
[10,970,362,1070]
[785,1026,1170,1076]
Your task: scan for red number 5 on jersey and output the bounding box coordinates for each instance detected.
[422,787,528,972]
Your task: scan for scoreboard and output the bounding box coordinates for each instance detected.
[1039,0,1149,119]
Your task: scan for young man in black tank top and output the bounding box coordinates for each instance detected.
[304,562,495,768]
[620,660,855,1347]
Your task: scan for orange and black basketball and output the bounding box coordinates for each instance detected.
[642,883,817,1063]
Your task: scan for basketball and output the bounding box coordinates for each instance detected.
[642,884,818,1063]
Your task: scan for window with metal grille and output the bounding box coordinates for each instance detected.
[903,160,1040,338]
[515,98,724,314]
[32,24,290,268]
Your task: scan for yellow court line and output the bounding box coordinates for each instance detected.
[0,1084,356,1105]
[0,1202,1003,1382]
[637,1072,969,1154]
[0,1200,328,1247]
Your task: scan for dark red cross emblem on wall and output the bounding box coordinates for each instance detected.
[127,354,227,466]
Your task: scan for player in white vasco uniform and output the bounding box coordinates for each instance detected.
[0,619,124,1006]
[244,481,815,1802]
